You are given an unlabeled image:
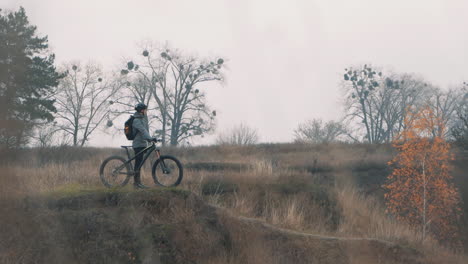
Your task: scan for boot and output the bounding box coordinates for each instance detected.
[133,172,149,189]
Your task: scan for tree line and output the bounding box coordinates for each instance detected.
[1,7,224,148]
[1,7,467,149]
[295,65,468,148]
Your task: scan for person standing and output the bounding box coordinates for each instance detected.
[132,103,155,188]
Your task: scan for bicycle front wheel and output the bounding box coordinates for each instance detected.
[99,156,132,188]
[151,155,183,187]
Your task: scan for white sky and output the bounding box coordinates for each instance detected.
[4,0,468,146]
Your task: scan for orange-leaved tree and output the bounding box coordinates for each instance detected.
[383,106,461,244]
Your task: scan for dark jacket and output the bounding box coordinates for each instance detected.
[132,112,152,148]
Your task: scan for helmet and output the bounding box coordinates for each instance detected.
[135,103,147,112]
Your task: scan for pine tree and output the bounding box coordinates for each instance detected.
[384,106,462,245]
[0,7,62,148]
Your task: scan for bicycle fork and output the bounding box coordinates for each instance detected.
[155,150,170,174]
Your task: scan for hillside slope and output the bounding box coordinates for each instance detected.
[0,188,444,264]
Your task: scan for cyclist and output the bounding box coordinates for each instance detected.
[132,103,156,189]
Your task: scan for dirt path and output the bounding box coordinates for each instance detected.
[238,214,396,244]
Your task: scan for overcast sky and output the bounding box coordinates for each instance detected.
[4,0,468,146]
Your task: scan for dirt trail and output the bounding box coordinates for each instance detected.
[238,214,393,243]
[225,212,424,264]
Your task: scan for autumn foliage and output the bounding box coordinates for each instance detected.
[384,106,461,245]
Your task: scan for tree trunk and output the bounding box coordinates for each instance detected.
[161,116,166,146]
[422,157,427,241]
[73,122,78,147]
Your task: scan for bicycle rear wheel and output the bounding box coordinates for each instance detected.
[151,155,183,187]
[99,156,132,188]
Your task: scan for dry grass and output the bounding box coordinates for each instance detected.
[1,143,467,263]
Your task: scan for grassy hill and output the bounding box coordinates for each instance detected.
[0,188,451,264]
[0,143,467,263]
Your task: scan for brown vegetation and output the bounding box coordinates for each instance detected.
[1,143,467,263]
[385,107,462,245]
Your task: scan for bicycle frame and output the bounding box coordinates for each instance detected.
[118,142,164,175]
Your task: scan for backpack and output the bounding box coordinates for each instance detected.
[124,116,137,140]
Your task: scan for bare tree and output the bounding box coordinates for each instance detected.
[380,74,431,141]
[426,87,463,138]
[342,65,386,143]
[451,85,468,148]
[216,123,259,145]
[294,119,344,143]
[31,123,70,147]
[54,62,121,146]
[119,43,225,146]
[342,65,431,143]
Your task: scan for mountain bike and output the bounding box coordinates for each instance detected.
[99,140,183,188]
